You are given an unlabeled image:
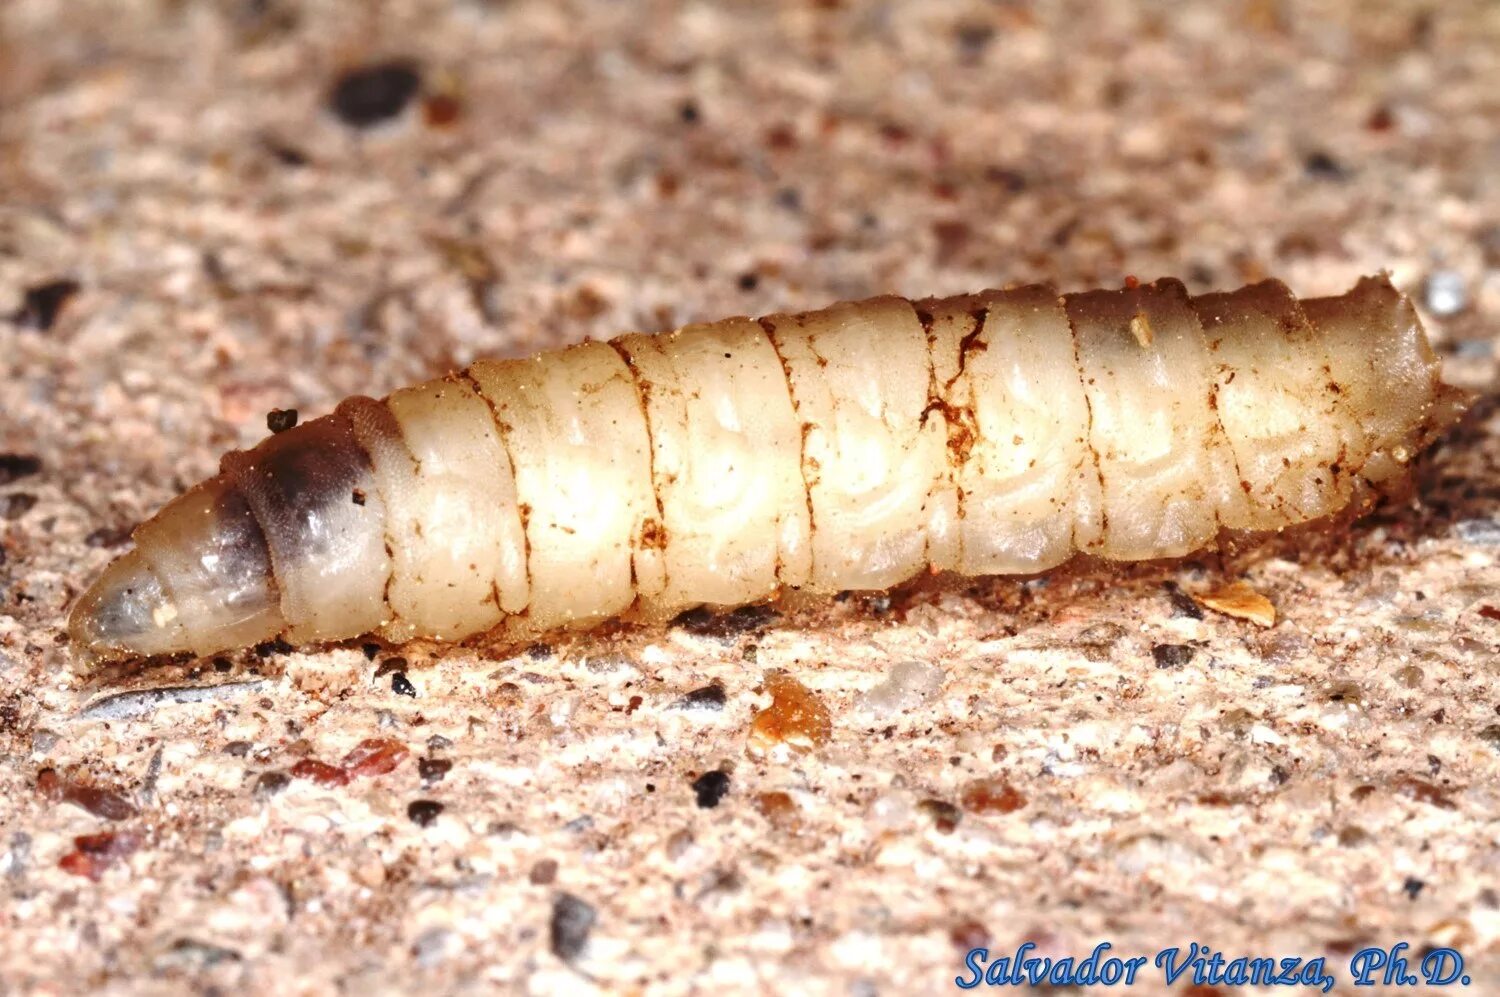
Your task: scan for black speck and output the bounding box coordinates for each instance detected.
[737,272,759,292]
[1151,643,1196,669]
[418,757,452,786]
[775,187,803,212]
[525,642,554,661]
[14,279,80,331]
[1,493,37,520]
[213,657,232,673]
[691,769,731,808]
[678,99,700,124]
[1164,582,1203,619]
[1303,150,1347,181]
[375,656,408,679]
[391,672,417,697]
[329,60,422,128]
[362,643,381,660]
[549,892,597,963]
[1402,877,1425,900]
[0,455,42,486]
[351,488,366,506]
[253,771,291,799]
[261,136,310,167]
[254,637,295,658]
[407,799,444,827]
[266,408,298,434]
[673,682,727,711]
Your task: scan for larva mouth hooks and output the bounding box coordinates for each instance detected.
[70,275,1468,665]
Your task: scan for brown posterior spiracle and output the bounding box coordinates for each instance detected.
[69,274,1469,663]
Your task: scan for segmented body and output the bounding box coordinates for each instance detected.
[70,275,1463,662]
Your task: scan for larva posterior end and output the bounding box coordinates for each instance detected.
[68,549,186,664]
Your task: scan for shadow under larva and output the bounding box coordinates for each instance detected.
[68,274,1471,666]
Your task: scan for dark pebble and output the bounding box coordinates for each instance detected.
[529,858,558,885]
[391,672,417,697]
[1303,150,1347,180]
[418,757,452,786]
[266,408,298,434]
[0,455,41,486]
[329,60,422,128]
[362,643,381,660]
[408,799,444,827]
[84,525,133,548]
[918,798,962,833]
[549,892,597,962]
[1151,643,1197,669]
[691,769,731,808]
[678,99,700,125]
[374,656,408,679]
[14,278,80,331]
[672,603,779,641]
[525,642,554,661]
[223,740,253,757]
[1402,877,1425,899]
[253,771,291,798]
[673,682,727,711]
[1163,583,1203,619]
[1,494,37,520]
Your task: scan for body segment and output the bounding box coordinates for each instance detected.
[69,275,1465,662]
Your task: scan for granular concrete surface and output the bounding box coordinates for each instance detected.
[1,0,1499,993]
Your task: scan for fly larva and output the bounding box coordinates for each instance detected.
[69,275,1468,662]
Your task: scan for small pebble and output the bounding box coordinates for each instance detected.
[1151,643,1196,669]
[529,858,558,885]
[418,757,452,786]
[754,791,800,831]
[14,278,80,331]
[1,494,37,520]
[960,778,1027,816]
[1422,270,1468,317]
[253,771,291,798]
[691,770,731,808]
[391,672,417,697]
[917,799,962,833]
[0,455,41,486]
[549,892,597,962]
[1455,519,1500,546]
[857,660,943,714]
[329,60,422,128]
[407,800,444,827]
[265,409,298,434]
[672,683,726,711]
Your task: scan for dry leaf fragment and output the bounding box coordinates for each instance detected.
[1193,581,1276,626]
[748,672,832,755]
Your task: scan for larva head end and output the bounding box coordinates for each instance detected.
[68,550,191,664]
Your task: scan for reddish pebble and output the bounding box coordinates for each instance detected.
[960,778,1027,816]
[59,831,141,881]
[342,738,410,777]
[291,759,350,787]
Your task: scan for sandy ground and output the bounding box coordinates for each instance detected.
[2,0,1500,993]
